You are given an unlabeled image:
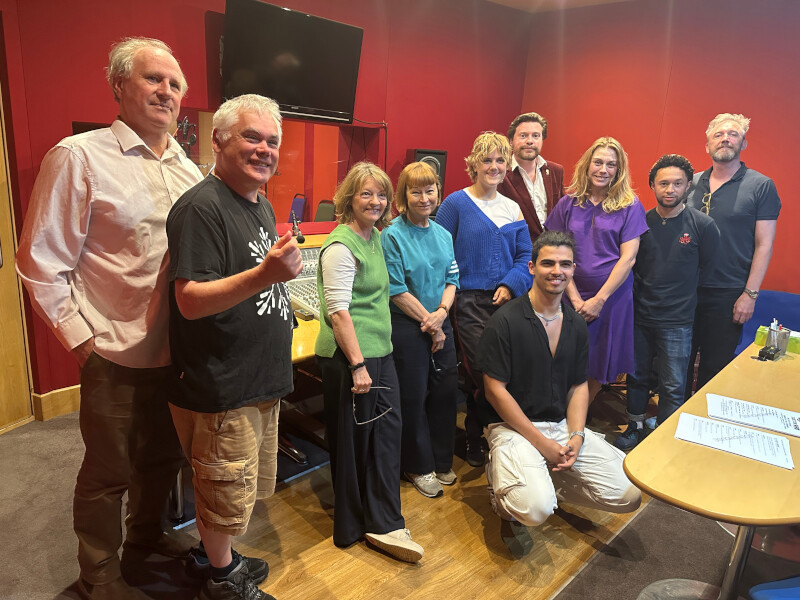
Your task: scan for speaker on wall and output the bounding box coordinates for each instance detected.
[406,148,447,191]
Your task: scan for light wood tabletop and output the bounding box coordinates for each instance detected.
[624,343,800,527]
[292,318,319,363]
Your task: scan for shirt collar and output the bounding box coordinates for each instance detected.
[700,160,748,183]
[111,118,183,160]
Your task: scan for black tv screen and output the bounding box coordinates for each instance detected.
[221,0,364,124]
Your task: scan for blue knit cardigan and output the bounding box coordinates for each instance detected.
[435,189,532,298]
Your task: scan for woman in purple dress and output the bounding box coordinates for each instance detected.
[544,137,648,404]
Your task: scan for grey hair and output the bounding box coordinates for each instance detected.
[212,94,283,145]
[106,37,187,100]
[705,113,750,138]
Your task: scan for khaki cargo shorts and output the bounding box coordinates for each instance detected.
[170,399,279,536]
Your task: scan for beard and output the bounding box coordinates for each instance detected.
[657,188,689,209]
[515,146,539,162]
[710,144,741,163]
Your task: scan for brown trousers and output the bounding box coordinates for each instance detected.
[75,352,184,584]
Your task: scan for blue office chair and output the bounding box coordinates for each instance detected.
[750,575,800,599]
[314,199,336,221]
[288,194,307,222]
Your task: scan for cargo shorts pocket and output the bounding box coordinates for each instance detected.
[487,434,526,496]
[192,458,247,527]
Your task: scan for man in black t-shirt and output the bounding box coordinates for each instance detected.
[476,231,640,526]
[615,155,719,451]
[167,94,302,600]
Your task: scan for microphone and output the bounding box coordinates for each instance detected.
[291,210,305,244]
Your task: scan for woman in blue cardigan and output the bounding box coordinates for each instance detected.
[435,131,533,467]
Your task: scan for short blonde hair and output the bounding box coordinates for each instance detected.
[464,131,511,182]
[706,113,750,139]
[567,136,635,213]
[393,162,441,214]
[334,162,393,228]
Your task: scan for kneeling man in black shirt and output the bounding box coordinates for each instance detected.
[477,231,641,525]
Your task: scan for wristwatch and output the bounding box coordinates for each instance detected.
[569,431,585,441]
[743,288,759,299]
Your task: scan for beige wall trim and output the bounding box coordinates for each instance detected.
[0,415,35,435]
[32,385,80,421]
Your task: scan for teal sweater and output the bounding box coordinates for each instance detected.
[315,225,392,359]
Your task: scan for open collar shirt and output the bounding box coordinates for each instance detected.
[511,155,548,225]
[16,119,203,368]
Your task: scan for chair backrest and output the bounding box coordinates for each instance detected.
[314,199,336,222]
[289,194,306,222]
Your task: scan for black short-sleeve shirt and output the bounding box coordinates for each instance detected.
[687,163,780,288]
[166,175,294,412]
[476,293,589,425]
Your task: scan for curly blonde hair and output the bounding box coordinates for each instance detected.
[464,131,511,183]
[333,162,393,228]
[567,136,635,213]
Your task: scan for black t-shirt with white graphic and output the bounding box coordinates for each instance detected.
[167,175,294,412]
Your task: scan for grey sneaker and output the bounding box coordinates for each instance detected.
[435,469,457,486]
[197,557,274,600]
[365,528,424,563]
[405,471,443,498]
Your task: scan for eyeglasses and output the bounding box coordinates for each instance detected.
[701,192,713,215]
[430,356,461,373]
[352,386,392,425]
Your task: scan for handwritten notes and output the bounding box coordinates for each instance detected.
[706,394,800,438]
[674,413,794,470]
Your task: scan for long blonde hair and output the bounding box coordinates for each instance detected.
[567,136,635,213]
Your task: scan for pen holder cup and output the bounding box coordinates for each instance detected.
[766,328,791,356]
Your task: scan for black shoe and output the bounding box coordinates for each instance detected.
[197,558,274,600]
[464,412,485,467]
[187,547,269,585]
[613,421,648,450]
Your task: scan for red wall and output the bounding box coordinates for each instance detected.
[520,0,800,296]
[3,0,531,393]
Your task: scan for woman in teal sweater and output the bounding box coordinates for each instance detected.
[315,162,424,563]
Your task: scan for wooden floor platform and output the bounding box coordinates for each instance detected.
[195,451,647,599]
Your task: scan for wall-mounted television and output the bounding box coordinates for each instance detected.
[221,0,364,124]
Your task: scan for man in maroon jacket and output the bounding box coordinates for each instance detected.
[498,112,565,242]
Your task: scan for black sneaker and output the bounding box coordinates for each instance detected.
[187,546,269,585]
[197,558,275,600]
[613,421,648,450]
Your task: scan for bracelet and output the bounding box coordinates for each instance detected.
[743,288,759,299]
[569,431,585,441]
[436,304,449,313]
[348,361,366,372]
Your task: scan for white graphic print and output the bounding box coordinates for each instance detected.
[250,227,292,320]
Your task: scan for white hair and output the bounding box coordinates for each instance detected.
[106,37,188,100]
[706,113,750,138]
[212,94,283,145]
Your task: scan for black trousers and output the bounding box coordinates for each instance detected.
[391,313,458,474]
[317,351,404,547]
[686,287,744,398]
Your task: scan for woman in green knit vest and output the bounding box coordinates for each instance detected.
[315,162,424,563]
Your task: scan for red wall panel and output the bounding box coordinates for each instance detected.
[4,0,531,392]
[521,0,799,295]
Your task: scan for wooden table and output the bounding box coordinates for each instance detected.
[624,343,800,599]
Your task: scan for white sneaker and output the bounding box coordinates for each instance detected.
[435,469,457,486]
[365,528,424,563]
[404,472,443,498]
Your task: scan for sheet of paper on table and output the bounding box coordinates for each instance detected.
[674,413,794,470]
[706,393,800,438]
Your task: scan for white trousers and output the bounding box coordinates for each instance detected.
[485,420,641,526]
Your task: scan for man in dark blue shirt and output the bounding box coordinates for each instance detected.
[686,114,780,396]
[616,155,719,450]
